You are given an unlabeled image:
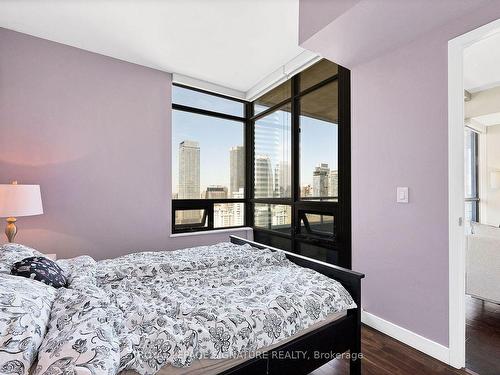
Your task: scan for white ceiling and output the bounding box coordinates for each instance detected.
[464,30,500,92]
[0,0,307,94]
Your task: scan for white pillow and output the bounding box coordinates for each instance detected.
[471,222,500,239]
[0,243,44,274]
[0,274,56,374]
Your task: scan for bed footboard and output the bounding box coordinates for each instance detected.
[229,235,364,375]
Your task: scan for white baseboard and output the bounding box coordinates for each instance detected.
[361,310,450,365]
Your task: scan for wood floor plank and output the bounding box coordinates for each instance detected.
[309,325,466,375]
[309,297,499,375]
[465,296,500,375]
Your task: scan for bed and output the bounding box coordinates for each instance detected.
[0,236,364,375]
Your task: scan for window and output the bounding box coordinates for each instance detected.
[254,104,291,198]
[254,81,291,115]
[250,59,352,268]
[170,59,351,269]
[300,81,338,201]
[464,128,479,222]
[173,85,244,117]
[172,85,246,233]
[254,203,292,233]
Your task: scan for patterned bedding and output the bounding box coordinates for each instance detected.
[1,242,356,375]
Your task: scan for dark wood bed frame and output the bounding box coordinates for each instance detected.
[223,236,365,375]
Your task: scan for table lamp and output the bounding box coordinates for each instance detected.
[0,181,43,243]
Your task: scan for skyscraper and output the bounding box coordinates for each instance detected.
[229,146,245,196]
[328,170,338,199]
[232,188,245,226]
[313,163,330,198]
[213,188,244,228]
[255,155,273,198]
[275,160,290,197]
[205,186,228,199]
[178,140,200,199]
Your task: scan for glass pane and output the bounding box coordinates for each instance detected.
[254,80,291,115]
[300,81,338,201]
[300,213,335,236]
[254,204,291,233]
[172,110,244,199]
[464,128,478,199]
[465,201,473,222]
[464,201,478,223]
[254,105,291,198]
[173,85,244,117]
[174,209,207,226]
[300,59,338,91]
[214,203,245,228]
[296,241,338,264]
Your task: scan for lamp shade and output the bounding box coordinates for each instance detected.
[0,184,43,217]
[491,171,500,190]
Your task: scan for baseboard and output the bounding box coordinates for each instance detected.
[361,310,450,365]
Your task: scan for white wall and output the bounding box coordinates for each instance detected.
[484,124,500,226]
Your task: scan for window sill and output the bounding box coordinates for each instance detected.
[169,227,253,238]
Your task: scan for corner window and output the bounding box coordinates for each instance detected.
[172,85,246,233]
[250,59,352,268]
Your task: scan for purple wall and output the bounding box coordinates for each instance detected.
[299,0,500,346]
[298,0,360,44]
[0,28,251,260]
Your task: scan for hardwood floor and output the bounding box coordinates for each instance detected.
[308,298,500,375]
[466,296,500,375]
[309,325,469,375]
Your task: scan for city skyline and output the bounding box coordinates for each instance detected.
[172,108,337,195]
[175,137,337,199]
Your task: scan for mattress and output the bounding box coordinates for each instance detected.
[120,310,347,375]
[19,243,356,375]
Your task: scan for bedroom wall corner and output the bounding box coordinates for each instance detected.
[0,27,251,259]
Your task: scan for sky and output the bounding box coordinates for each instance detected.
[171,87,338,194]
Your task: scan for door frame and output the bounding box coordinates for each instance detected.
[448,17,500,369]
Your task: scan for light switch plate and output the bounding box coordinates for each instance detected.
[397,187,409,203]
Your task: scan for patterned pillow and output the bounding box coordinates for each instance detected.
[0,243,44,274]
[11,257,67,288]
[0,274,56,375]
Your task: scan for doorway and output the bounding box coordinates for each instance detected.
[448,18,500,373]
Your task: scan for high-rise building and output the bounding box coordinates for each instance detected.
[328,170,338,199]
[213,187,245,228]
[231,187,245,226]
[178,140,201,224]
[205,186,228,199]
[272,205,290,227]
[273,161,290,198]
[230,146,245,195]
[178,140,200,199]
[255,155,273,198]
[313,163,330,198]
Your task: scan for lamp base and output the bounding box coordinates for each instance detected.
[5,217,17,243]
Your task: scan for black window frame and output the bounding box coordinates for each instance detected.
[171,61,351,269]
[171,83,249,233]
[250,63,352,268]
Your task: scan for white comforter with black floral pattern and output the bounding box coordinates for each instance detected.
[33,242,356,375]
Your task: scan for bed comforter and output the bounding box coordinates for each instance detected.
[31,242,356,375]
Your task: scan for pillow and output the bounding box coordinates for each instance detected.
[471,222,500,239]
[0,243,44,274]
[0,274,56,375]
[11,256,67,288]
